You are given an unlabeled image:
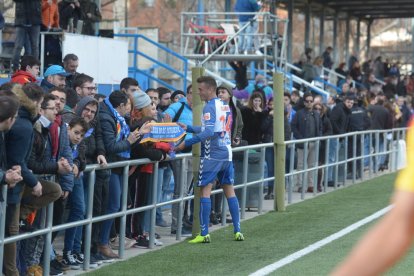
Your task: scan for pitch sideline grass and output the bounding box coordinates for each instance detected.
[88,173,396,276]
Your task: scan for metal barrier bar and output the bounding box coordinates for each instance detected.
[240,150,249,219]
[0,185,7,270]
[83,169,96,270]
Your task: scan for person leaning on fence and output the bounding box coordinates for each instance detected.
[331,118,414,276]
[24,93,68,275]
[163,84,194,236]
[176,76,245,243]
[98,91,151,258]
[291,92,323,193]
[73,96,110,262]
[4,84,44,276]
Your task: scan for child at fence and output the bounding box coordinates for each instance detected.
[62,117,94,269]
[129,117,171,247]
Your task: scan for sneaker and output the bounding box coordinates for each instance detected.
[188,234,211,244]
[133,235,149,248]
[61,253,81,270]
[50,259,69,272]
[110,236,136,250]
[73,252,84,264]
[171,227,192,237]
[49,265,63,276]
[93,252,115,263]
[27,265,43,276]
[234,232,245,241]
[88,254,100,268]
[153,238,163,246]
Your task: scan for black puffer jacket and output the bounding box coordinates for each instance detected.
[14,0,42,26]
[329,102,351,135]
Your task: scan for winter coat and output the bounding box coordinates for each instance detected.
[98,101,131,166]
[291,108,322,143]
[14,0,42,26]
[11,70,37,85]
[234,0,260,22]
[0,132,8,202]
[163,97,193,141]
[240,106,265,145]
[40,78,55,93]
[330,102,351,135]
[5,87,39,204]
[58,0,81,30]
[28,118,74,192]
[79,0,101,35]
[41,0,59,29]
[75,97,106,164]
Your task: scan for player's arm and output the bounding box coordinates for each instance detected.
[184,106,216,148]
[331,190,414,276]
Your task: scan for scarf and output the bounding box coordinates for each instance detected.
[49,115,62,159]
[104,98,130,159]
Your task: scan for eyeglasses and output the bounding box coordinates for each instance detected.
[82,86,97,91]
[42,106,56,111]
[305,100,313,103]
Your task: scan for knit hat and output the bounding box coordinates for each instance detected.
[170,90,185,101]
[132,91,151,109]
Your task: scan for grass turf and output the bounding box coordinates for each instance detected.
[88,173,396,276]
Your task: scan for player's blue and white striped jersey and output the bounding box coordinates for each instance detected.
[184,97,233,161]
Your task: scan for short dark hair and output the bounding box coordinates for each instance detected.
[41,94,57,109]
[0,92,20,122]
[156,87,171,98]
[94,94,106,101]
[291,90,300,97]
[68,116,89,133]
[283,92,291,99]
[20,55,41,70]
[186,84,192,95]
[63,54,79,63]
[303,92,313,100]
[145,88,158,95]
[65,88,80,108]
[109,90,129,108]
[197,76,217,90]
[73,73,94,89]
[120,77,139,91]
[22,83,44,102]
[48,86,66,95]
[0,82,17,91]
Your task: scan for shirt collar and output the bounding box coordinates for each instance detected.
[38,115,52,128]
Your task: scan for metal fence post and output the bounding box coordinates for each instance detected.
[258,147,266,214]
[42,202,54,276]
[149,162,159,249]
[119,165,130,256]
[0,185,7,270]
[176,158,185,240]
[240,150,248,219]
[83,169,96,270]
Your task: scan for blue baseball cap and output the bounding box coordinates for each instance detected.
[44,65,70,77]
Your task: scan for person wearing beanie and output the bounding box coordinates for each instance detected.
[171,90,185,103]
[132,91,152,110]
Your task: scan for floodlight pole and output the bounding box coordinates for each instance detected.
[274,72,286,211]
[191,66,204,236]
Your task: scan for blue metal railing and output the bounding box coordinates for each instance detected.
[114,33,188,92]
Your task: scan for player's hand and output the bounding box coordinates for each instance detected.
[177,122,187,131]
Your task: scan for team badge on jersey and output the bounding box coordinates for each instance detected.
[204,113,211,120]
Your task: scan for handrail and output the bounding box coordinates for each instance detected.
[115,33,188,91]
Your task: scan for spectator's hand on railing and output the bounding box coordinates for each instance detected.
[5,168,23,188]
[32,181,43,197]
[58,157,72,174]
[97,155,107,167]
[73,164,79,178]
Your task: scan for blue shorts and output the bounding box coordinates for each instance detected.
[198,159,234,186]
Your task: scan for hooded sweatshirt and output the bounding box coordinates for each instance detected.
[11,70,37,85]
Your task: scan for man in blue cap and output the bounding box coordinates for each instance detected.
[40,65,70,92]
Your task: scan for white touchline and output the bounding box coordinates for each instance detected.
[249,205,393,276]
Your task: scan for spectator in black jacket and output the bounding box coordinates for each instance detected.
[4,84,44,276]
[291,92,322,193]
[11,0,42,71]
[241,91,266,145]
[58,0,81,32]
[79,0,102,35]
[327,95,354,186]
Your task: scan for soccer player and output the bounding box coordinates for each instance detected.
[176,76,244,243]
[332,119,414,275]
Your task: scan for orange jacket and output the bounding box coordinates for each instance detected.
[42,0,59,28]
[11,70,37,85]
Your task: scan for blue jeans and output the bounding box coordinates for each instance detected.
[156,167,172,223]
[12,25,40,69]
[100,173,123,245]
[64,177,85,254]
[328,138,338,181]
[238,20,258,52]
[265,147,274,191]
